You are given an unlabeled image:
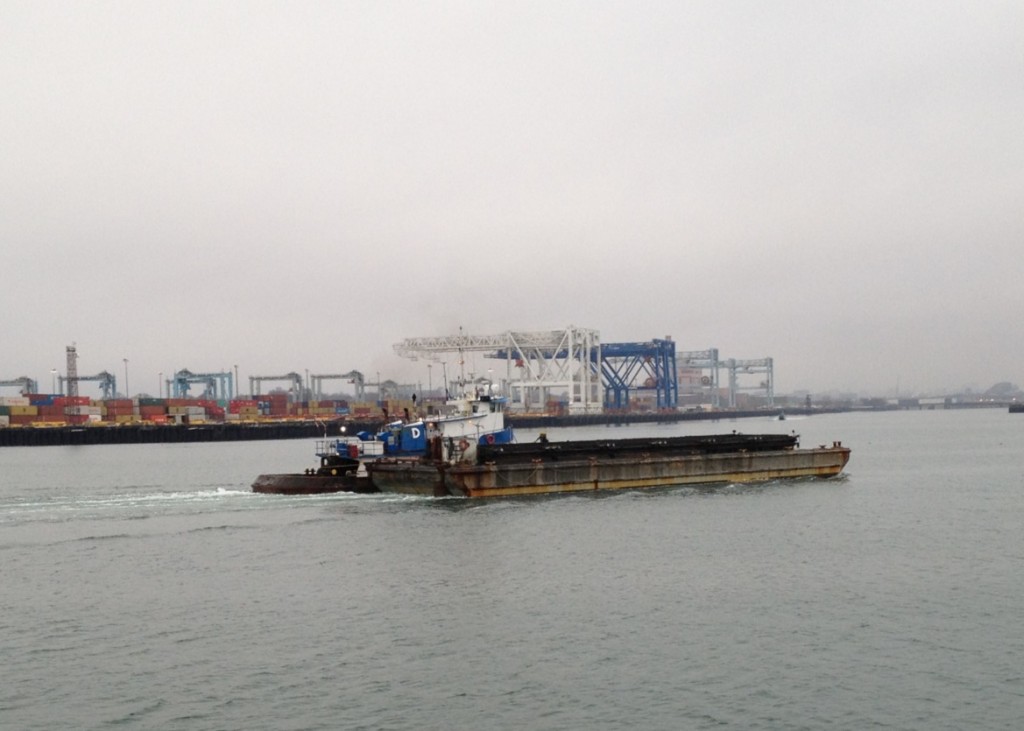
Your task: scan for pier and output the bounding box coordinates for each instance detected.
[0,410,815,448]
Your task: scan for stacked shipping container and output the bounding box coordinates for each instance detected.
[0,394,370,427]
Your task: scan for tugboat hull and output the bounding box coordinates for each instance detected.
[251,471,376,495]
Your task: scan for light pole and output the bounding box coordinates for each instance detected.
[441,361,448,399]
[158,372,163,398]
[50,368,57,394]
[427,364,432,399]
[233,364,239,400]
[123,358,129,398]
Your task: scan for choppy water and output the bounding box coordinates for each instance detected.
[2,409,1023,730]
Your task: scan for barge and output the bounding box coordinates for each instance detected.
[253,387,851,498]
[367,433,850,498]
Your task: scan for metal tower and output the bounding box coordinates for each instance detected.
[66,345,79,399]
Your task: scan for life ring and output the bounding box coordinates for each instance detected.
[485,434,495,445]
[458,439,470,451]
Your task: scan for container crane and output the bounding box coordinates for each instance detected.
[171,370,234,400]
[679,349,721,408]
[0,377,38,395]
[249,372,303,398]
[58,371,117,400]
[724,358,774,407]
[394,326,603,414]
[600,340,678,410]
[309,371,365,400]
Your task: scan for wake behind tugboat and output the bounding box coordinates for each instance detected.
[253,388,851,498]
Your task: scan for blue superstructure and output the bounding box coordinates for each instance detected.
[319,393,514,463]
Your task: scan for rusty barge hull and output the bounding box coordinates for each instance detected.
[368,445,851,498]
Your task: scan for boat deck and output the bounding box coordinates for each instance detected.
[475,432,799,464]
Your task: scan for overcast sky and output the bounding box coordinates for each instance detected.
[2,1,1021,398]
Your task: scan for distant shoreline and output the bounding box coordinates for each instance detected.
[0,402,1014,447]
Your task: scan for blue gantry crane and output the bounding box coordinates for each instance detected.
[599,339,678,410]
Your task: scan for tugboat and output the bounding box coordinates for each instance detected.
[251,391,514,495]
[251,432,382,494]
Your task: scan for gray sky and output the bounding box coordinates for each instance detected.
[2,1,1021,397]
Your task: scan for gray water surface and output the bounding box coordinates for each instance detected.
[2,409,1022,730]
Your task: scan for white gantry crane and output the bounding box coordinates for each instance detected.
[0,376,38,395]
[724,358,774,407]
[394,325,603,414]
[309,371,365,400]
[678,348,721,408]
[249,372,303,399]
